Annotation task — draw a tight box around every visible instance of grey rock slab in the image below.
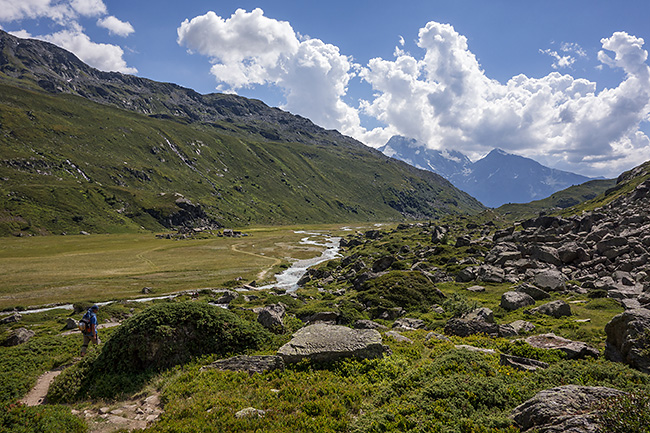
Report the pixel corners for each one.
[277,324,390,363]
[525,333,599,360]
[515,283,551,300]
[462,307,495,323]
[533,269,568,291]
[501,291,536,311]
[385,331,413,343]
[511,385,626,433]
[510,320,536,334]
[257,304,286,331]
[444,318,500,338]
[500,354,549,372]
[353,319,387,330]
[201,355,284,374]
[3,327,35,346]
[527,300,572,318]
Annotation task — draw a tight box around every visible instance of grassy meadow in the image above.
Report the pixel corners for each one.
[1,222,649,433]
[0,225,352,310]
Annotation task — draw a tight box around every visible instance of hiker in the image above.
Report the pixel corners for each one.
[80,305,100,356]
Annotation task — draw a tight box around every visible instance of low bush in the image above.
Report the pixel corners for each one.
[0,334,77,405]
[48,301,272,402]
[0,403,86,433]
[441,292,480,318]
[98,301,272,373]
[597,391,650,433]
[357,271,445,312]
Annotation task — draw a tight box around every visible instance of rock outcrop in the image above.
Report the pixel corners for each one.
[277,323,389,363]
[604,308,650,373]
[525,333,599,360]
[511,385,627,433]
[201,355,285,374]
[2,327,35,346]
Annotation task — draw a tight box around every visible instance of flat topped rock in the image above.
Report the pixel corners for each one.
[200,355,284,374]
[277,324,390,364]
[511,385,627,432]
[525,333,599,360]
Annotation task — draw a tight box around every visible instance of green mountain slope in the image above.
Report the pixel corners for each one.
[0,84,484,236]
[495,178,616,221]
[0,30,487,236]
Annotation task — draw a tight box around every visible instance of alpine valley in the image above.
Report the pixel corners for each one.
[2,27,650,433]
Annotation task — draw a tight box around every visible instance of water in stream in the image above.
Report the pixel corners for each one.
[2,231,341,315]
[257,230,341,292]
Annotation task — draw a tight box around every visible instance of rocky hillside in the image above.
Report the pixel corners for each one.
[0,31,485,235]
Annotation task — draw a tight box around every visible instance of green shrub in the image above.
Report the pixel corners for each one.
[357,271,445,312]
[48,301,272,402]
[597,391,650,433]
[0,335,77,405]
[98,301,272,373]
[0,404,86,433]
[497,340,566,363]
[441,293,480,318]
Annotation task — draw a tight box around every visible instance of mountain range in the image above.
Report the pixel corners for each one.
[0,30,485,236]
[379,136,599,208]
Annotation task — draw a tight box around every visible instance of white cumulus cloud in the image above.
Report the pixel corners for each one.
[540,48,576,69]
[0,0,135,74]
[97,15,134,37]
[360,24,650,177]
[44,25,137,73]
[177,8,365,137]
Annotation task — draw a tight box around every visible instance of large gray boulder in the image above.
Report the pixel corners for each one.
[525,333,599,359]
[511,385,627,433]
[533,269,568,291]
[477,265,505,283]
[462,307,495,323]
[501,291,535,311]
[277,324,389,363]
[214,290,239,304]
[257,304,286,331]
[3,327,35,346]
[444,318,500,338]
[527,300,572,318]
[500,354,548,372]
[604,308,650,373]
[530,245,561,266]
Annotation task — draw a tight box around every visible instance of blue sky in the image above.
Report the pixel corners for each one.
[2,0,650,178]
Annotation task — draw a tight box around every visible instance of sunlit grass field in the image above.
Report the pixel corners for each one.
[0,224,354,310]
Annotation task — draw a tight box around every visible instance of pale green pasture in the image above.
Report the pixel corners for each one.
[0,225,350,309]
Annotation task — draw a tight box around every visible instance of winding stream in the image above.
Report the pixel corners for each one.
[1,230,341,315]
[257,230,341,292]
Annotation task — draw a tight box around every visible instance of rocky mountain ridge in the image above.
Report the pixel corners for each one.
[379,135,597,208]
[0,31,485,235]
